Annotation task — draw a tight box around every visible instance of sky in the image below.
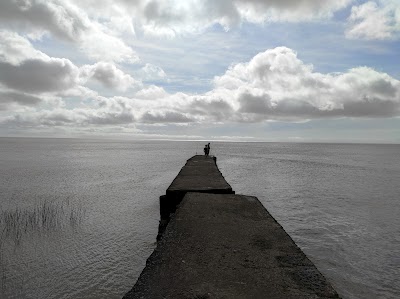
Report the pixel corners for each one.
[0,0,400,143]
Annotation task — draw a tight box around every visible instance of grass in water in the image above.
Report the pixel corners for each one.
[0,200,85,295]
[0,200,85,242]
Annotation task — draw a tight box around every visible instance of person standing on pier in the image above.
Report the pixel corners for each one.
[204,143,210,156]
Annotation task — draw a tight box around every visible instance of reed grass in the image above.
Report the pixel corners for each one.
[0,200,85,242]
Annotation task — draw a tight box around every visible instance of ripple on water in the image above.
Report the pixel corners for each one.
[1,140,400,299]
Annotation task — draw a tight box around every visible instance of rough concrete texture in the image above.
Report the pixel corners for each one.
[167,155,233,194]
[124,193,340,299]
[160,155,234,222]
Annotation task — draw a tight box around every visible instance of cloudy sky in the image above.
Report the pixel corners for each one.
[1,0,399,142]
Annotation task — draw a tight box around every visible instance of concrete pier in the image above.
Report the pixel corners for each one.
[123,156,340,299]
[158,155,234,237]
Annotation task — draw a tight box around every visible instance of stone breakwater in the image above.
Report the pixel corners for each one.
[123,155,340,299]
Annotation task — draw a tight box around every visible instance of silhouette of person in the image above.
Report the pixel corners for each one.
[206,143,210,156]
[204,144,207,155]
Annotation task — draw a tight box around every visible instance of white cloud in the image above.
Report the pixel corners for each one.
[0,0,89,41]
[235,0,353,23]
[128,0,352,37]
[0,31,140,100]
[138,63,167,81]
[0,0,138,63]
[1,0,355,41]
[134,0,354,35]
[0,30,48,64]
[2,96,136,127]
[2,45,400,132]
[346,0,400,40]
[0,31,78,98]
[79,25,138,63]
[210,47,400,121]
[80,62,140,91]
[134,85,168,99]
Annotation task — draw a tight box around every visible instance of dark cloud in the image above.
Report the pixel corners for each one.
[38,111,76,126]
[81,62,138,91]
[141,111,193,123]
[340,98,400,118]
[84,110,135,125]
[0,91,42,109]
[363,78,397,97]
[2,107,135,128]
[0,59,78,93]
[143,1,184,25]
[203,0,240,27]
[238,93,272,114]
[237,94,322,121]
[187,98,233,120]
[274,98,320,117]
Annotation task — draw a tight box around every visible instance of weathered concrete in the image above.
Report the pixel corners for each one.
[124,193,340,299]
[159,155,234,235]
[167,155,232,194]
[123,155,340,298]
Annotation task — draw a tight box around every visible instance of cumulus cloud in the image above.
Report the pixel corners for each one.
[80,62,140,91]
[0,30,48,64]
[235,0,353,22]
[346,0,400,40]
[141,111,193,123]
[0,0,89,41]
[2,96,136,128]
[184,96,234,121]
[0,0,138,63]
[0,31,140,103]
[134,85,168,99]
[2,46,400,132]
[136,0,353,35]
[0,91,42,110]
[3,0,387,67]
[138,63,167,81]
[79,26,138,63]
[1,0,356,41]
[211,47,400,121]
[0,58,79,93]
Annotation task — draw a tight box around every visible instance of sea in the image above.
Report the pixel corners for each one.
[0,137,399,299]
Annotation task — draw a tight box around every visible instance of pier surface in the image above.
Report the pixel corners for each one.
[123,156,340,299]
[167,155,233,194]
[160,155,234,221]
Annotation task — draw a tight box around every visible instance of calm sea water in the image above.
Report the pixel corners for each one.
[0,138,399,299]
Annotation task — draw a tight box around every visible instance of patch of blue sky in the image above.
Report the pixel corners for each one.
[31,12,400,96]
[31,36,91,66]
[233,21,398,75]
[133,20,394,96]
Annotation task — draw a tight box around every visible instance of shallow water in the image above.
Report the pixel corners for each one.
[0,138,399,298]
